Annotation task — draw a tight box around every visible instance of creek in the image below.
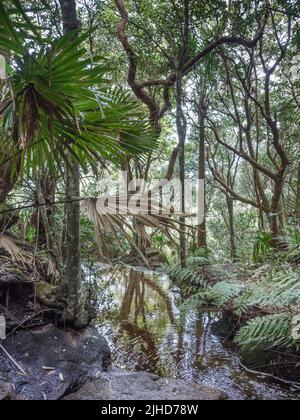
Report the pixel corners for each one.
[91,264,299,401]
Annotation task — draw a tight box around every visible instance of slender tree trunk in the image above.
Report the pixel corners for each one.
[58,0,87,328]
[34,173,56,245]
[226,196,237,261]
[176,0,190,268]
[197,104,207,249]
[176,69,187,267]
[296,162,300,225]
[278,199,285,231]
[59,0,79,33]
[269,175,285,239]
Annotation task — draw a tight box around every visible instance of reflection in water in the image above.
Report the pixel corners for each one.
[93,265,300,400]
[117,269,175,374]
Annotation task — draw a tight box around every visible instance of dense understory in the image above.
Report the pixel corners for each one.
[0,0,300,401]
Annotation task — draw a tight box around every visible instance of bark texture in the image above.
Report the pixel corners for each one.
[197,103,207,249]
[58,0,87,328]
[226,196,237,261]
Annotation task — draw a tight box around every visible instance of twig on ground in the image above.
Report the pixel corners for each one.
[0,343,30,378]
[239,359,300,390]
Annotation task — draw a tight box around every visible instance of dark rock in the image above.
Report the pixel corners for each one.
[64,377,111,400]
[65,369,227,401]
[0,324,111,400]
[0,267,26,289]
[211,313,238,340]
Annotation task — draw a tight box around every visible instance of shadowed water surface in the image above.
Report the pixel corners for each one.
[92,265,299,400]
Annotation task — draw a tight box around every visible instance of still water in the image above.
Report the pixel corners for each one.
[91,264,299,400]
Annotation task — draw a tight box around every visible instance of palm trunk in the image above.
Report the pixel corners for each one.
[65,160,83,323]
[58,0,87,328]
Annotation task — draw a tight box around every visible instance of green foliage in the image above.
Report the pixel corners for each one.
[253,231,273,263]
[163,264,207,290]
[207,281,245,307]
[237,266,300,310]
[0,3,156,184]
[176,256,300,354]
[234,314,294,353]
[164,250,213,291]
[284,230,300,263]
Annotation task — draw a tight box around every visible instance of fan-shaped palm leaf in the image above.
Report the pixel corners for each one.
[0,4,157,190]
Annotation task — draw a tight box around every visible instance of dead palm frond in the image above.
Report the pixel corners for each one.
[84,194,191,266]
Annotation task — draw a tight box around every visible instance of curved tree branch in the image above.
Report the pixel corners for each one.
[114,0,171,134]
[115,1,269,124]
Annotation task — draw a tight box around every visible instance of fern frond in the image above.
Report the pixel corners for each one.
[234,313,294,353]
[237,267,300,309]
[206,281,245,307]
[164,264,207,288]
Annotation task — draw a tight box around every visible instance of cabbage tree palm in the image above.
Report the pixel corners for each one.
[0,1,155,327]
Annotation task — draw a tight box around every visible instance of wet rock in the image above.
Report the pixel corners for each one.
[65,377,111,400]
[0,324,111,400]
[211,313,238,340]
[65,369,227,400]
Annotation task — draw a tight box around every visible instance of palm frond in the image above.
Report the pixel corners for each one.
[0,234,29,262]
[84,196,183,266]
[0,2,157,182]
